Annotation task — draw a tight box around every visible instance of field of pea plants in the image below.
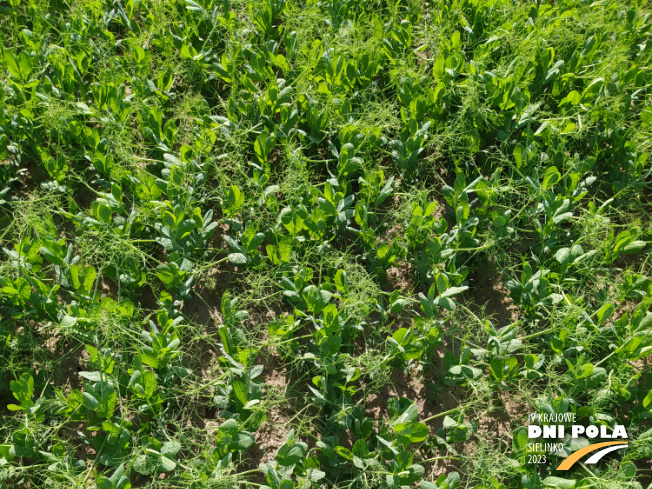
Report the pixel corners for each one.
[1,0,651,487]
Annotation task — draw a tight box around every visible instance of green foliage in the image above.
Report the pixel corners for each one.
[0,0,650,487]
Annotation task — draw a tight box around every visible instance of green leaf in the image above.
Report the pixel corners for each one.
[558,90,581,109]
[155,265,176,285]
[228,253,248,265]
[334,269,348,293]
[82,392,100,410]
[40,246,64,266]
[391,402,419,426]
[78,371,102,381]
[643,389,652,409]
[236,431,255,451]
[224,185,244,216]
[542,167,561,190]
[141,371,158,397]
[95,203,112,223]
[352,439,369,458]
[133,454,156,475]
[595,303,615,325]
[278,240,292,262]
[622,240,646,254]
[439,286,468,299]
[375,176,394,206]
[10,372,34,406]
[555,247,570,264]
[185,0,204,11]
[642,108,652,126]
[3,49,20,78]
[393,422,429,442]
[232,380,249,410]
[543,477,576,489]
[335,446,353,460]
[575,363,593,380]
[140,347,161,368]
[159,455,176,472]
[161,441,181,457]
[490,358,505,381]
[276,436,308,466]
[17,51,32,80]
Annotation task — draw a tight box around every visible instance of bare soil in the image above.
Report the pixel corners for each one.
[464,262,519,326]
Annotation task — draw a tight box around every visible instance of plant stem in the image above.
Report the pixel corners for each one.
[422,406,466,423]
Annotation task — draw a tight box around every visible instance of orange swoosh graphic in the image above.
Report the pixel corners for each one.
[556,441,628,470]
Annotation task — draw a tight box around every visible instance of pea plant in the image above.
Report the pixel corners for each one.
[0,0,650,488]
